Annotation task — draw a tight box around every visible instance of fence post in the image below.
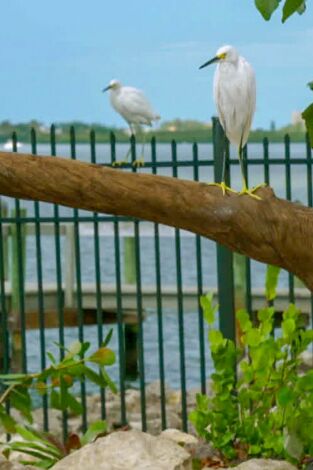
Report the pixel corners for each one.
[212,117,236,341]
[10,208,27,371]
[123,236,139,378]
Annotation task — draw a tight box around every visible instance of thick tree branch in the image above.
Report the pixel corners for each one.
[0,151,313,290]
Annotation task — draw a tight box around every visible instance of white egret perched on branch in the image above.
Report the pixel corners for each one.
[103,80,160,167]
[199,45,264,198]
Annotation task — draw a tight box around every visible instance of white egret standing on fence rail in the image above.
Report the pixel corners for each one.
[103,79,160,167]
[199,45,264,199]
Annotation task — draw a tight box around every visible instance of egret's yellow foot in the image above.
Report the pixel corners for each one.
[207,182,237,196]
[239,184,264,200]
[132,158,145,168]
[112,160,128,167]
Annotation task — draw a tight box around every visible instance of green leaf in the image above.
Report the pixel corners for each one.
[297,1,306,14]
[0,373,28,382]
[307,81,313,91]
[246,328,262,347]
[200,293,218,325]
[277,386,294,406]
[302,103,313,148]
[282,318,296,337]
[50,390,61,410]
[102,328,114,347]
[282,0,305,22]
[101,368,117,393]
[208,330,224,349]
[10,386,33,423]
[87,347,115,366]
[0,412,16,433]
[83,366,108,387]
[265,265,281,301]
[255,0,280,20]
[81,420,107,446]
[46,352,57,365]
[66,393,83,415]
[64,341,82,359]
[236,309,252,332]
[7,442,58,463]
[258,306,275,322]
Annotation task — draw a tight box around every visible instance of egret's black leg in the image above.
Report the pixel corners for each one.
[207,130,237,195]
[238,139,265,199]
[132,127,146,168]
[112,125,134,167]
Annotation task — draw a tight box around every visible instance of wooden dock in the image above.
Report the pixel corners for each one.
[1,283,312,328]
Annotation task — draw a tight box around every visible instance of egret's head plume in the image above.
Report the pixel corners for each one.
[216,45,239,64]
[102,79,122,93]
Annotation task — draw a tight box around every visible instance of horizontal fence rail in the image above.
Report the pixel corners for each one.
[0,119,312,437]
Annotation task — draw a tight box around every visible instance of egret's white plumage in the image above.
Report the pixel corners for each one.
[212,46,256,149]
[200,45,261,197]
[103,80,160,166]
[107,79,160,127]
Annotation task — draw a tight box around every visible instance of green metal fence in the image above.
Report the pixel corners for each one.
[0,118,312,437]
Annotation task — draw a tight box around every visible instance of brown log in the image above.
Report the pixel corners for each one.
[0,151,312,290]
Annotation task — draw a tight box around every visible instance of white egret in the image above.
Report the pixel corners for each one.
[199,45,264,198]
[103,79,160,166]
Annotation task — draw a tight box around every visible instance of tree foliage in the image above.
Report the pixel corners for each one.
[254,0,306,21]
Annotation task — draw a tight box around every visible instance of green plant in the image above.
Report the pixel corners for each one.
[189,271,313,466]
[1,420,107,469]
[254,0,306,22]
[0,330,116,467]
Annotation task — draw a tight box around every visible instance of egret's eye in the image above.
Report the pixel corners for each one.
[218,53,227,60]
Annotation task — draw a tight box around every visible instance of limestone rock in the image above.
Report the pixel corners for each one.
[224,459,298,470]
[51,430,192,470]
[160,428,198,446]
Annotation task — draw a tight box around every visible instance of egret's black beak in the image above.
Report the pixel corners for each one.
[199,56,220,70]
[102,85,111,93]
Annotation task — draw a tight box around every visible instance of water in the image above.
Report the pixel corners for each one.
[2,141,311,391]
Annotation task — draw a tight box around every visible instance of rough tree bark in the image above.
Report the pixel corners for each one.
[0,151,312,290]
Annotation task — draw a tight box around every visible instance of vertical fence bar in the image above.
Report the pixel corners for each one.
[31,128,49,431]
[70,126,87,432]
[192,142,206,394]
[263,138,270,185]
[151,137,167,429]
[284,134,295,303]
[171,139,188,431]
[110,132,127,425]
[90,129,106,420]
[212,118,235,340]
[51,124,68,440]
[11,132,27,373]
[305,133,313,329]
[0,202,9,375]
[130,135,147,431]
[243,146,252,315]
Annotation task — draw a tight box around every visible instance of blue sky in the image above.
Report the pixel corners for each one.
[1,0,312,129]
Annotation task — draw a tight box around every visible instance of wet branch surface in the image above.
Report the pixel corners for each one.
[0,151,313,290]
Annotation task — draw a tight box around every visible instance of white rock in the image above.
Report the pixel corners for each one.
[129,410,181,435]
[160,429,198,446]
[225,459,298,470]
[51,430,192,470]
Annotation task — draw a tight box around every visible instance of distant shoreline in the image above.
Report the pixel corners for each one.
[0,121,307,145]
